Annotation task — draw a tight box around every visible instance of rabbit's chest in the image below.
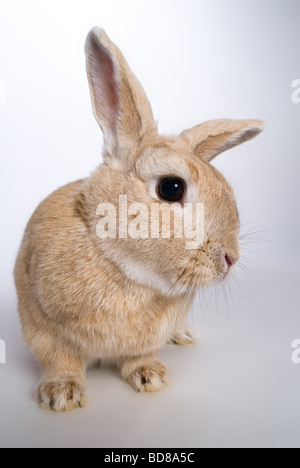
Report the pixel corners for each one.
[71,294,183,359]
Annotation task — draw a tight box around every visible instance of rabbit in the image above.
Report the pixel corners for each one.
[14,27,264,412]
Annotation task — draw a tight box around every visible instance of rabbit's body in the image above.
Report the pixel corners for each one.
[15,179,190,362]
[14,28,264,411]
[15,176,194,411]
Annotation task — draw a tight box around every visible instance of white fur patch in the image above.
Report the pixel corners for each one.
[109,253,187,297]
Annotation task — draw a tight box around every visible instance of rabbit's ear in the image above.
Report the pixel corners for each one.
[85,28,157,168]
[180,119,265,163]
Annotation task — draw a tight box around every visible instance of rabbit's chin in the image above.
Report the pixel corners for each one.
[104,251,224,297]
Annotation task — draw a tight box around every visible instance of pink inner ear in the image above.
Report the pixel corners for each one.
[89,36,119,128]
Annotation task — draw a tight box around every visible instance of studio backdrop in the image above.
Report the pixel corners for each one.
[0,0,299,448]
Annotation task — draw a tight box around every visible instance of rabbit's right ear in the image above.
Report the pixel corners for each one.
[85,28,157,169]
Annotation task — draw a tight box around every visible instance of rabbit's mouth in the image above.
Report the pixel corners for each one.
[171,246,240,291]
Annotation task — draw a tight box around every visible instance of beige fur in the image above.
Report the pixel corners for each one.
[14,28,264,412]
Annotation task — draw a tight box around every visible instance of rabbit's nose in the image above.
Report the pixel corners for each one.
[225,254,238,268]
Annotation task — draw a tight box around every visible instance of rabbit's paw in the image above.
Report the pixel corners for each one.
[168,324,199,346]
[38,376,87,412]
[123,358,168,393]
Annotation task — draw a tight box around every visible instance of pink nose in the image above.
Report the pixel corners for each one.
[225,254,238,268]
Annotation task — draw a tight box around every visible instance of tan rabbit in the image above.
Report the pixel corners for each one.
[14,27,264,412]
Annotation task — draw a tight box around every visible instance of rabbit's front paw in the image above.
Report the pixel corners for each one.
[168,324,199,346]
[38,376,87,412]
[122,357,168,393]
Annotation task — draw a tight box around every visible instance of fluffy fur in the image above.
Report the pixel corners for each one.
[14,28,264,412]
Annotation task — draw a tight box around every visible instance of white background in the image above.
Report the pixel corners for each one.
[0,0,300,448]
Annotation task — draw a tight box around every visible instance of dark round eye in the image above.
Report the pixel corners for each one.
[157,177,185,202]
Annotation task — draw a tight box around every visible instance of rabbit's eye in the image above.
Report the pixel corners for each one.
[157,177,185,202]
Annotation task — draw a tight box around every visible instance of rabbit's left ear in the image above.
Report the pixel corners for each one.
[180,119,265,163]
